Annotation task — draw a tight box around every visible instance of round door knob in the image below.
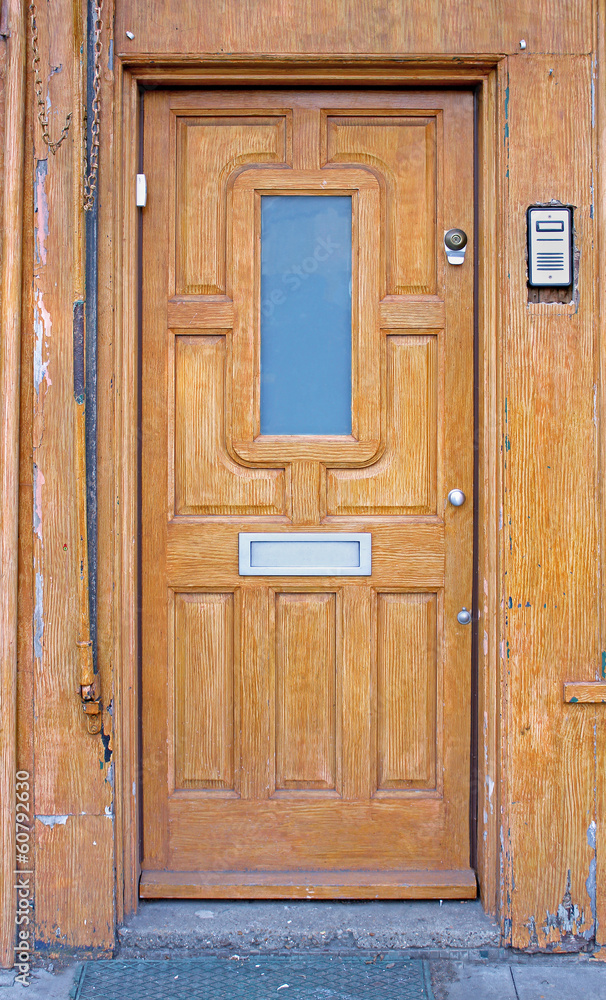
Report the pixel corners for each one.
[457,608,472,625]
[448,489,466,507]
[444,228,468,251]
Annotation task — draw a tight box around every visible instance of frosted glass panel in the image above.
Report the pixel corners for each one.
[260,195,352,435]
[239,532,372,576]
[251,540,360,568]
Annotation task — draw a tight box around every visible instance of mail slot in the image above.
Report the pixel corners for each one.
[238,532,372,576]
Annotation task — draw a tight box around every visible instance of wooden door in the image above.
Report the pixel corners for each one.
[140,88,475,899]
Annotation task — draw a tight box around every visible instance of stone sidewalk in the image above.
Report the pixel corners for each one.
[1,955,606,998]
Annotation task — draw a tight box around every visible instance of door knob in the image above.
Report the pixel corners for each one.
[448,489,466,507]
[457,608,472,625]
[444,228,468,265]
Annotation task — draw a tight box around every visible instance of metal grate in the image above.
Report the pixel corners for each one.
[73,955,433,1000]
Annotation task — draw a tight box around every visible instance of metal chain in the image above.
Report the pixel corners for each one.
[29,1,103,209]
[83,1,103,212]
[29,3,72,154]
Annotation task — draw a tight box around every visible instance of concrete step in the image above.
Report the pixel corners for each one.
[117,900,500,958]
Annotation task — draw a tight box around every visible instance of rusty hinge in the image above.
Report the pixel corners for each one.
[78,639,102,734]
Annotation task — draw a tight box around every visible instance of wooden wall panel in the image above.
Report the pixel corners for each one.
[96,0,119,916]
[502,54,598,951]
[34,816,113,955]
[274,592,338,790]
[596,0,606,955]
[174,335,285,515]
[326,117,436,295]
[327,335,437,515]
[175,115,287,294]
[0,0,25,969]
[376,593,437,789]
[115,1,590,59]
[25,0,113,953]
[173,592,236,790]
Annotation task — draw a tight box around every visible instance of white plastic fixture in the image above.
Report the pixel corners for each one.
[136,174,147,208]
[528,207,572,286]
[238,532,372,576]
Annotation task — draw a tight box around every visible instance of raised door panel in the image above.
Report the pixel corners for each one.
[375,592,438,791]
[327,334,439,515]
[172,592,236,791]
[174,335,286,515]
[273,592,339,792]
[326,116,437,295]
[175,115,289,294]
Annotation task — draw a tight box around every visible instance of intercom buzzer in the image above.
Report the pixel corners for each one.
[527,206,572,287]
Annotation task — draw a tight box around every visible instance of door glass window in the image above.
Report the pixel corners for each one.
[260,195,352,435]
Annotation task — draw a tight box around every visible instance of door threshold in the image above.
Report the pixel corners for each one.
[139,869,477,899]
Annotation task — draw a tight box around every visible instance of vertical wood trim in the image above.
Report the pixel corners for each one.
[596,0,606,952]
[113,67,140,918]
[111,66,504,931]
[475,70,501,918]
[497,57,512,944]
[0,0,25,970]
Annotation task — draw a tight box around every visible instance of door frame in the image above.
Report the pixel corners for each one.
[103,55,505,925]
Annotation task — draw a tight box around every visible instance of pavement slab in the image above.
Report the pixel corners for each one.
[430,961,517,1000]
[0,956,605,998]
[0,965,77,997]
[511,961,606,1000]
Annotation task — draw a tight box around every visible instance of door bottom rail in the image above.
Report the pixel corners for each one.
[139,868,477,899]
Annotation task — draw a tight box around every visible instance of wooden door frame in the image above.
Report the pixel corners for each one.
[106,56,504,926]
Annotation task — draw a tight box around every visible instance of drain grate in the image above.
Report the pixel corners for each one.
[74,955,433,1000]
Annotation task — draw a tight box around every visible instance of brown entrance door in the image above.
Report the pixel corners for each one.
[140,88,475,899]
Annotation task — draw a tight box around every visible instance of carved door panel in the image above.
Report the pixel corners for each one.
[140,88,475,898]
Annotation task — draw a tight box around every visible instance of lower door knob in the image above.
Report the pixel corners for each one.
[448,489,466,506]
[457,608,472,625]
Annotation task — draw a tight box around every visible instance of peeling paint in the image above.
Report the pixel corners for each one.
[34,572,44,659]
[33,464,45,542]
[526,915,539,948]
[542,870,593,949]
[483,629,488,656]
[587,821,596,850]
[586,857,597,926]
[486,775,495,813]
[37,815,68,828]
[34,289,52,395]
[34,159,49,265]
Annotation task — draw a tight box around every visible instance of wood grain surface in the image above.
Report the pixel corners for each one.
[114,0,590,59]
[0,0,25,970]
[140,87,474,896]
[17,0,114,957]
[501,54,598,952]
